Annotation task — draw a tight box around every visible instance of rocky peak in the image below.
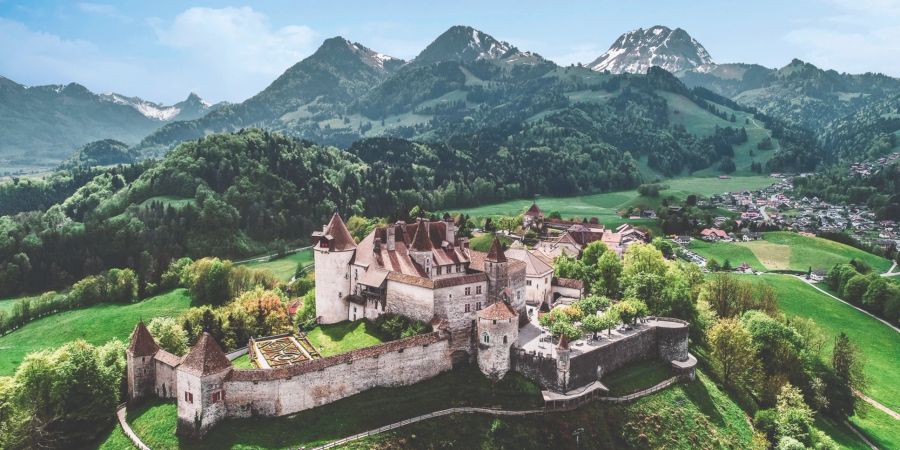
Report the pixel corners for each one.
[588,25,714,74]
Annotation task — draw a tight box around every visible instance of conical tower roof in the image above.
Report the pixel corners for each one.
[180,332,232,376]
[127,320,159,357]
[325,212,357,251]
[410,219,433,251]
[486,237,507,262]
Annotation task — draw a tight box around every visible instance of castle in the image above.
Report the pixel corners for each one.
[126,213,692,438]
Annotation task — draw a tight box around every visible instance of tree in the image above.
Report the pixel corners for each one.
[612,298,648,326]
[575,295,609,316]
[722,259,733,272]
[775,383,814,446]
[708,318,761,389]
[581,314,606,340]
[706,258,721,272]
[826,263,856,292]
[841,274,870,305]
[596,251,623,298]
[190,258,233,305]
[580,241,608,267]
[651,237,675,258]
[623,243,667,279]
[831,332,866,416]
[862,277,898,314]
[550,320,582,341]
[148,316,189,356]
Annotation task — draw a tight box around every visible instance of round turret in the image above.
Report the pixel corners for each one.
[476,301,519,379]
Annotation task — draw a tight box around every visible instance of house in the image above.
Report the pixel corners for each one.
[700,228,729,241]
[523,202,544,231]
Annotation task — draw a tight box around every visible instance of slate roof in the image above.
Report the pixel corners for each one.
[180,332,232,377]
[127,320,159,357]
[525,203,543,216]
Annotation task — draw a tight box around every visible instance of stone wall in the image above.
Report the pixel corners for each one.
[476,316,517,379]
[656,319,690,362]
[126,353,155,402]
[385,280,434,323]
[153,354,179,399]
[433,280,487,355]
[223,332,452,418]
[176,369,229,437]
[507,263,527,324]
[567,326,660,391]
[511,349,561,391]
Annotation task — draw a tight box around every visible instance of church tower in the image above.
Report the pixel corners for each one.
[312,212,357,324]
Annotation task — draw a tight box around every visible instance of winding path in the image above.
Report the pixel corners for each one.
[794,275,900,335]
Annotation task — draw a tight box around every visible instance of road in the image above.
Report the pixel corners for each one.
[233,246,312,265]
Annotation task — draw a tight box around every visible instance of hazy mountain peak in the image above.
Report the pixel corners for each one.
[312,36,403,72]
[412,25,518,65]
[589,25,714,74]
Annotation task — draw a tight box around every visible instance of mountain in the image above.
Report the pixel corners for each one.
[135,37,404,154]
[0,76,217,168]
[680,58,900,132]
[98,92,218,121]
[410,25,543,66]
[589,26,713,74]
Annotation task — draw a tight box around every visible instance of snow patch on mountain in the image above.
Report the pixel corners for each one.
[589,26,714,74]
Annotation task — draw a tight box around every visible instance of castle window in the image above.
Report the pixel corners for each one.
[184,392,193,404]
[465,287,471,296]
[476,302,482,311]
[211,391,223,403]
[527,280,532,286]
[482,332,490,344]
[437,266,442,275]
[493,319,497,325]
[476,286,482,294]
[465,304,470,313]
[338,292,342,299]
[503,335,508,344]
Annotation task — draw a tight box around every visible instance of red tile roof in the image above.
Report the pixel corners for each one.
[525,203,542,216]
[321,213,357,251]
[180,332,232,377]
[127,321,159,357]
[410,219,434,251]
[486,237,507,262]
[477,301,518,320]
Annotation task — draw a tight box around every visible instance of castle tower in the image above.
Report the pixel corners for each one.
[176,333,233,438]
[126,320,159,403]
[476,301,519,379]
[312,212,357,324]
[556,334,571,392]
[443,213,456,245]
[484,237,509,304]
[408,219,434,277]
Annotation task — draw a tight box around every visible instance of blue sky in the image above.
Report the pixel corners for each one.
[2,0,899,104]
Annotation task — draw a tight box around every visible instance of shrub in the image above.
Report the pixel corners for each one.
[294,290,317,331]
[374,313,430,340]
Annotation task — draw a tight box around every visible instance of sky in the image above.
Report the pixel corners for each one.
[1,0,899,104]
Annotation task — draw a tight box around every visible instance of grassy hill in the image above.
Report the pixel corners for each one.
[241,248,314,282]
[452,175,774,221]
[745,274,899,448]
[690,232,892,273]
[0,289,193,376]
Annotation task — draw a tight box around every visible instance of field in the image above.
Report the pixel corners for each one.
[305,320,386,357]
[230,353,255,369]
[691,232,893,272]
[0,289,194,376]
[0,294,39,315]
[241,248,313,281]
[745,274,899,447]
[602,359,673,395]
[689,239,766,270]
[451,175,775,221]
[349,371,755,449]
[98,366,542,449]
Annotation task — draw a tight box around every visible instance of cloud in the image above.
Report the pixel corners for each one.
[0,17,144,89]
[150,7,317,77]
[784,0,900,75]
[78,2,131,22]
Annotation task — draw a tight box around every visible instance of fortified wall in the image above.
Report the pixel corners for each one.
[223,331,451,419]
[511,318,690,392]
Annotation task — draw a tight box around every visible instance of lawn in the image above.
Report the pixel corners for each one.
[849,402,900,450]
[99,366,542,449]
[349,370,755,449]
[602,359,673,395]
[0,294,38,315]
[692,232,893,273]
[0,288,194,376]
[450,175,775,220]
[230,353,255,369]
[746,274,899,445]
[689,239,767,271]
[305,320,386,357]
[241,248,313,282]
